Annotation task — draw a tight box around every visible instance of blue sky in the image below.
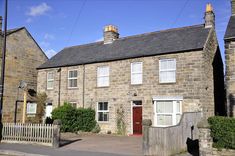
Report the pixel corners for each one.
[0,0,231,63]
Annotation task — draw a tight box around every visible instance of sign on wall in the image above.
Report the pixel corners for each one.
[27,102,37,114]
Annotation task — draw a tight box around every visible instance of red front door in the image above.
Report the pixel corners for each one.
[133,107,142,134]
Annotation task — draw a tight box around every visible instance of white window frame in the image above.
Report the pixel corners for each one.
[47,71,54,90]
[68,69,78,88]
[131,62,143,85]
[97,102,109,122]
[153,97,182,127]
[69,102,77,108]
[97,66,110,87]
[159,59,176,83]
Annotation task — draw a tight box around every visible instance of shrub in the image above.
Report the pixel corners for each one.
[208,116,235,149]
[51,102,96,132]
[52,103,79,132]
[77,108,96,132]
[91,123,101,133]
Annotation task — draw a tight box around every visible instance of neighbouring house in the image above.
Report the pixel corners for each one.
[225,0,235,117]
[0,17,48,122]
[37,4,224,135]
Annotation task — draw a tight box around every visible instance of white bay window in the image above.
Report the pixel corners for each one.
[153,97,182,127]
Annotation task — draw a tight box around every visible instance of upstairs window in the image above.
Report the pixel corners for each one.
[47,72,54,89]
[97,66,109,87]
[68,70,78,88]
[131,62,143,84]
[97,102,109,122]
[159,59,176,83]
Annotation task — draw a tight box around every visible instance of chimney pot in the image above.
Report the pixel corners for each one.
[204,3,215,28]
[103,25,119,44]
[231,0,235,15]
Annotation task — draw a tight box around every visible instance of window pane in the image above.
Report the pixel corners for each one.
[176,114,181,124]
[176,101,181,113]
[160,71,167,82]
[69,79,77,87]
[103,103,108,110]
[98,67,109,76]
[47,81,53,89]
[156,101,173,113]
[167,71,175,82]
[160,60,167,71]
[69,70,77,78]
[48,72,53,79]
[132,73,142,84]
[157,115,172,125]
[98,112,109,121]
[98,103,103,110]
[132,62,142,73]
[167,59,176,70]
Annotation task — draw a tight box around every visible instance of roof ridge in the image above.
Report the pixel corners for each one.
[63,24,206,51]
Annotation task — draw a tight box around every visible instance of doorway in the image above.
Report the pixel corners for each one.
[132,101,142,134]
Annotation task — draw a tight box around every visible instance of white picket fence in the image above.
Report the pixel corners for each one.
[1,123,54,146]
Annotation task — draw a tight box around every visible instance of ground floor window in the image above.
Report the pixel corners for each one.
[97,102,109,122]
[153,100,182,127]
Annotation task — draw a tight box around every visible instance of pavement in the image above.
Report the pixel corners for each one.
[0,134,143,156]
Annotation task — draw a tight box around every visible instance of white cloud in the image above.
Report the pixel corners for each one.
[27,3,51,17]
[44,33,55,40]
[45,49,57,58]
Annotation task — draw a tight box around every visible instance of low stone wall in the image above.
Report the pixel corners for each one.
[143,112,202,156]
[198,118,235,156]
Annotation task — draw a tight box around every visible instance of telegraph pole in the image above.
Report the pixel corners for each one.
[0,0,8,123]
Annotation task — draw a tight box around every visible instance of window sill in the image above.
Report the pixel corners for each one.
[159,82,176,85]
[130,83,142,86]
[46,88,54,90]
[68,87,79,90]
[97,121,110,124]
[96,86,109,88]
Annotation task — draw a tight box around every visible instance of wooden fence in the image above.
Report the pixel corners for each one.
[143,112,203,156]
[1,123,59,147]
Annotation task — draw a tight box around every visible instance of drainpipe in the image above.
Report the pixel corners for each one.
[57,68,61,107]
[82,65,85,108]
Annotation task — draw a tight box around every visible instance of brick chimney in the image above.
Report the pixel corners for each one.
[204,3,215,28]
[103,25,119,44]
[232,0,235,15]
[0,16,2,34]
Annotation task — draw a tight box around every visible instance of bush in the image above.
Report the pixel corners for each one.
[208,116,235,149]
[51,102,96,132]
[52,103,79,132]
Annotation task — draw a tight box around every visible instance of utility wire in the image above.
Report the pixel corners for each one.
[171,0,190,26]
[66,0,87,45]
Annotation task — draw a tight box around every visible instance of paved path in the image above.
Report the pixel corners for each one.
[0,134,143,156]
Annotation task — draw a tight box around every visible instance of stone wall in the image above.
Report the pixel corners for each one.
[2,28,48,122]
[225,40,235,117]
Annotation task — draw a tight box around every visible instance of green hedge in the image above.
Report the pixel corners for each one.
[208,116,235,149]
[51,102,96,132]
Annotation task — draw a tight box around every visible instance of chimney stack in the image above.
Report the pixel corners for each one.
[204,3,215,28]
[0,16,2,34]
[232,0,235,15]
[103,25,119,44]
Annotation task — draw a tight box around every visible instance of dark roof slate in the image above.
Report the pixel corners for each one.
[38,24,210,69]
[224,16,235,40]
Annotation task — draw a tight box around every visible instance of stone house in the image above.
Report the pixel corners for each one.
[37,5,224,134]
[225,0,235,117]
[0,17,48,122]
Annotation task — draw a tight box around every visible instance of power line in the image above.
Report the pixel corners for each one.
[66,0,87,46]
[171,0,190,26]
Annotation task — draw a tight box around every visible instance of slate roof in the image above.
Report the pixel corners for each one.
[38,24,211,69]
[224,16,235,40]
